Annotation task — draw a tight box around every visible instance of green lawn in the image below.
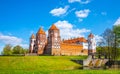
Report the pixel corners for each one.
[0,56,120,74]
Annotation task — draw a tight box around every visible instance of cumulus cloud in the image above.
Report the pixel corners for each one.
[0,33,22,45]
[114,17,120,25]
[54,20,90,39]
[68,0,90,4]
[0,33,28,48]
[94,35,103,43]
[68,0,80,3]
[75,9,90,18]
[64,8,76,17]
[50,5,69,17]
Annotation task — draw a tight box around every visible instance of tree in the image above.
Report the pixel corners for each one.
[113,25,120,47]
[96,41,105,55]
[101,26,120,68]
[12,45,24,54]
[102,28,115,67]
[102,29,114,55]
[12,45,29,54]
[23,48,29,54]
[112,25,120,61]
[2,44,12,55]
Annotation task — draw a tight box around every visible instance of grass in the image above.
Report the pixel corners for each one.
[0,56,120,74]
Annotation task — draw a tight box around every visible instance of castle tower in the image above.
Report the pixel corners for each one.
[88,33,96,55]
[29,34,36,53]
[36,27,46,55]
[46,24,61,55]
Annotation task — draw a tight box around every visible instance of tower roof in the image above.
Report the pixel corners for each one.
[88,33,94,38]
[37,27,46,35]
[31,34,35,39]
[49,24,59,30]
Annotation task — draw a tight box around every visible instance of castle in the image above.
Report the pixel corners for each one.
[29,24,96,56]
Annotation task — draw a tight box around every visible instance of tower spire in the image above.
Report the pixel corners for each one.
[49,24,58,30]
[37,27,46,35]
[29,34,36,53]
[88,33,96,55]
[88,33,94,38]
[31,34,35,39]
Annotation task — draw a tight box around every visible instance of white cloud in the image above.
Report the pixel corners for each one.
[0,33,22,45]
[50,5,69,17]
[68,0,90,4]
[94,35,103,44]
[0,45,4,54]
[64,8,76,16]
[20,44,29,48]
[68,0,80,3]
[54,20,90,39]
[0,33,28,49]
[75,9,90,18]
[114,17,120,25]
[55,20,73,29]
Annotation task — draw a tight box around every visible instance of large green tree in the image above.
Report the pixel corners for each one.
[112,25,120,60]
[113,25,120,47]
[2,44,12,55]
[100,25,120,68]
[12,45,24,54]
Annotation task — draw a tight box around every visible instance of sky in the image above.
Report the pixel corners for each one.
[0,0,120,53]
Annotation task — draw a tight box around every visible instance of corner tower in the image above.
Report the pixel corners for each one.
[88,33,96,55]
[36,27,46,55]
[29,34,36,53]
[46,24,61,55]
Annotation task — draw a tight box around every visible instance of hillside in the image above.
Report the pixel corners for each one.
[0,56,120,74]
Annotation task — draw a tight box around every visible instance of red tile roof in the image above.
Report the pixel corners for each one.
[88,33,94,38]
[63,37,87,44]
[31,34,35,39]
[49,24,59,30]
[37,27,46,35]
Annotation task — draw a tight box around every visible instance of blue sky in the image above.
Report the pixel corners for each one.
[0,0,120,53]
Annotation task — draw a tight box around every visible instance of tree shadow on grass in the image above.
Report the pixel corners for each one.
[71,59,83,69]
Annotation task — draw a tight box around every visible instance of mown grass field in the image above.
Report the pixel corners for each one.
[0,56,120,74]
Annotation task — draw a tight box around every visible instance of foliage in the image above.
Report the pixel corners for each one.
[113,25,120,47]
[24,48,29,54]
[102,28,114,47]
[113,25,120,35]
[97,26,120,61]
[96,25,120,69]
[12,45,24,54]
[1,44,12,55]
[100,28,114,62]
[111,25,120,60]
[2,44,29,55]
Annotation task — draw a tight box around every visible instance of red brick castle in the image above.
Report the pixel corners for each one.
[29,24,96,55]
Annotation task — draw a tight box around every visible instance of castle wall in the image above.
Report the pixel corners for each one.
[60,43,88,56]
[51,48,61,55]
[29,25,96,56]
